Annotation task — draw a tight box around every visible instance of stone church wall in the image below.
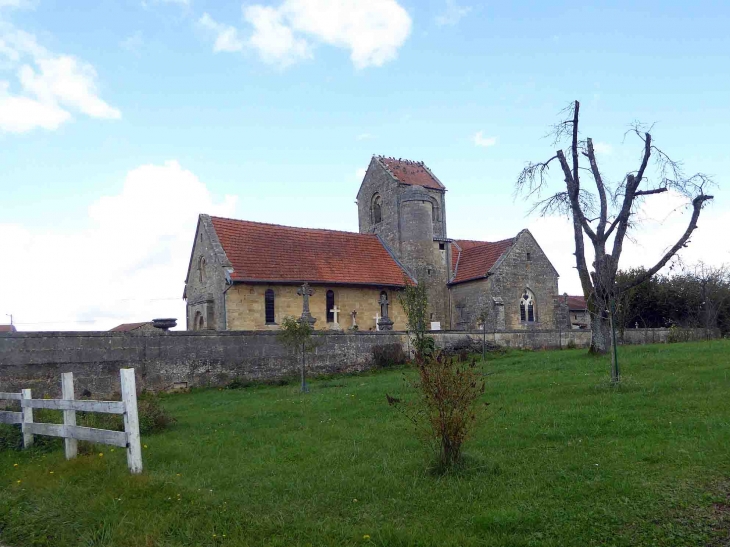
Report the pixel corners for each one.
[449,277,494,330]
[226,284,407,331]
[0,328,716,397]
[487,231,560,330]
[185,217,229,331]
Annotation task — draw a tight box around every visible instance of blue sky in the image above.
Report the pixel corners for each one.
[0,0,727,330]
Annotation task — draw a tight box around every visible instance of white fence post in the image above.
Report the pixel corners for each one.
[61,372,78,460]
[21,388,33,448]
[120,368,143,474]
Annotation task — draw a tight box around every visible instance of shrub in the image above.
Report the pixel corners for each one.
[136,393,175,434]
[441,338,500,358]
[388,352,487,472]
[372,343,407,368]
[566,339,577,350]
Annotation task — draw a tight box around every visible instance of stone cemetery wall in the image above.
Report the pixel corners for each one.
[0,327,717,397]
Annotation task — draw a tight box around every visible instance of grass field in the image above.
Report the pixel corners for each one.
[1,341,730,546]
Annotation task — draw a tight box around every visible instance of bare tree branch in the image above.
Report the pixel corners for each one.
[585,138,608,239]
[618,194,715,292]
[634,188,668,197]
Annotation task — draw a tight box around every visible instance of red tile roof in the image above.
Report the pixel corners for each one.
[451,238,514,284]
[110,322,151,332]
[377,157,445,190]
[567,295,587,310]
[0,324,16,333]
[210,216,411,286]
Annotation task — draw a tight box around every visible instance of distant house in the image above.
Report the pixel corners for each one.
[109,322,157,334]
[0,324,17,333]
[567,296,590,329]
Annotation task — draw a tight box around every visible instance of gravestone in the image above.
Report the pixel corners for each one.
[297,283,316,326]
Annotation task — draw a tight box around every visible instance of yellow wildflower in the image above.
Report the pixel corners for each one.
[363,535,371,540]
[98,453,104,457]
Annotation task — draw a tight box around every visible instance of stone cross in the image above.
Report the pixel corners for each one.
[373,312,380,331]
[377,293,394,331]
[330,305,341,325]
[379,293,389,318]
[297,282,316,326]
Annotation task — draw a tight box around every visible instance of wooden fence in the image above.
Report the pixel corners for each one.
[0,368,142,474]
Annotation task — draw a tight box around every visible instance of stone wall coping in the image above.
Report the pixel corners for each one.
[0,326,705,340]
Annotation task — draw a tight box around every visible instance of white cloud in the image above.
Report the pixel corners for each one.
[199,13,244,53]
[0,0,35,9]
[243,4,311,66]
[201,0,411,69]
[0,24,120,133]
[592,141,612,155]
[473,131,497,147]
[435,0,471,26]
[0,82,69,131]
[0,161,237,331]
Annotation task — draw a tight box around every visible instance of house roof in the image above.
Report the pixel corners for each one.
[567,295,587,310]
[0,324,16,333]
[109,322,151,332]
[450,238,514,285]
[209,216,412,286]
[376,156,445,190]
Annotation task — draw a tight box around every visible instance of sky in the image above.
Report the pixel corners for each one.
[0,0,727,331]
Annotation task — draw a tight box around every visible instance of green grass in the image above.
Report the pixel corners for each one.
[2,341,730,546]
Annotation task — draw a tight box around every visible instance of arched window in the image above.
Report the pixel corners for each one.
[265,289,275,324]
[198,257,206,283]
[193,311,204,330]
[326,290,335,323]
[372,194,382,224]
[432,204,440,222]
[520,289,536,323]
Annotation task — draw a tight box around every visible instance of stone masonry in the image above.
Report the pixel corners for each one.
[0,328,716,397]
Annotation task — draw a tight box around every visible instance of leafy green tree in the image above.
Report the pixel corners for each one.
[397,279,433,360]
[278,316,318,392]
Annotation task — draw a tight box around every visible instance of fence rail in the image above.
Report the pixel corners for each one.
[0,368,142,474]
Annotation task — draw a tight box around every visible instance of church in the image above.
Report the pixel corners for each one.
[184,156,568,332]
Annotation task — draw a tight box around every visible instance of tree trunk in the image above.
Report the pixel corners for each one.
[589,313,611,354]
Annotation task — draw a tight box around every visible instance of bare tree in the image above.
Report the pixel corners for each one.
[516,100,714,354]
